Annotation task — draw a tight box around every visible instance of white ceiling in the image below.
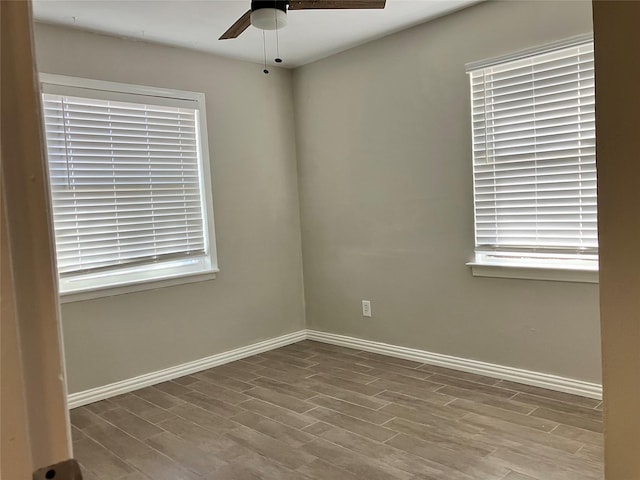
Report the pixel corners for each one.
[32,0,481,68]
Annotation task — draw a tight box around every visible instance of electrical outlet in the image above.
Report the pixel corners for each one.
[362,300,372,317]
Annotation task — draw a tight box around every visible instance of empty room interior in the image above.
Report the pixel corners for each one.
[11,0,639,478]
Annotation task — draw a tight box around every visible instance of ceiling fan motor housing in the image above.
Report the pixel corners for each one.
[250,1,288,30]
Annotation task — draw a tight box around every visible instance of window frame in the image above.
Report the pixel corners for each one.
[39,74,219,302]
[465,35,598,284]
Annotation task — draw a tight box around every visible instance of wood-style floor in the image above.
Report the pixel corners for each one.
[70,340,603,480]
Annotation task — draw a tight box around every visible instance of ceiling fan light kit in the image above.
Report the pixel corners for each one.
[250,1,288,30]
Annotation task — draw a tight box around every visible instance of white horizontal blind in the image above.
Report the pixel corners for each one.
[42,92,207,276]
[469,41,597,263]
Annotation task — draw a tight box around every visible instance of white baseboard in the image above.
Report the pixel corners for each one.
[306,330,602,400]
[67,330,307,408]
[68,328,602,408]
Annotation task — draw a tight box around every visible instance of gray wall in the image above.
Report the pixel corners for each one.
[293,0,602,383]
[34,24,306,394]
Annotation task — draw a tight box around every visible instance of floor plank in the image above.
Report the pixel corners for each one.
[97,408,164,440]
[306,406,397,442]
[230,410,316,447]
[448,398,560,432]
[237,398,317,429]
[300,437,415,480]
[530,407,603,433]
[495,380,601,409]
[512,392,603,421]
[307,394,395,424]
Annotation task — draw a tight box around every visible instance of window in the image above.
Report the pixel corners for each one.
[466,36,597,281]
[40,75,218,300]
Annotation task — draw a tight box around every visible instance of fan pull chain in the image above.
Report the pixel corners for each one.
[274,6,282,64]
[262,30,269,74]
[275,32,282,63]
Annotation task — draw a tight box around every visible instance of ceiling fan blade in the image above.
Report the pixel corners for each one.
[219,10,252,40]
[288,0,386,10]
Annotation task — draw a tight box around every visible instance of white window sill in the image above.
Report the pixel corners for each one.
[467,262,598,284]
[59,270,218,303]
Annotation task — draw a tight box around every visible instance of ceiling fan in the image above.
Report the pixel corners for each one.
[219,0,387,40]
